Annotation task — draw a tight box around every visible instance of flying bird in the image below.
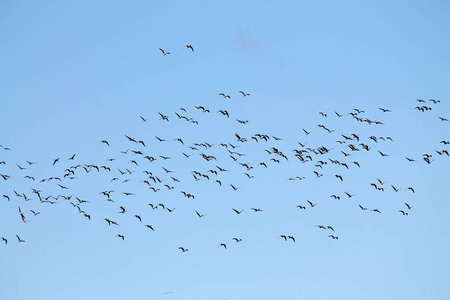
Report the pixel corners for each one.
[358,204,368,211]
[195,210,206,218]
[159,48,170,55]
[230,184,240,191]
[307,200,316,207]
[232,208,244,214]
[251,208,263,212]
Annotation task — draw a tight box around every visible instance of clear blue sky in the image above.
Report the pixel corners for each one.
[1,1,449,299]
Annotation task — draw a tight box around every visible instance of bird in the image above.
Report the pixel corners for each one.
[232,238,242,242]
[239,91,250,97]
[251,208,263,212]
[391,185,400,192]
[116,234,125,240]
[376,178,385,185]
[158,112,169,121]
[159,48,170,55]
[1,237,7,245]
[219,243,227,249]
[235,133,247,143]
[145,225,155,231]
[194,105,210,113]
[307,200,316,207]
[195,210,206,218]
[178,247,188,252]
[407,187,415,193]
[288,236,295,242]
[217,110,230,117]
[230,184,240,191]
[313,171,323,178]
[174,138,184,144]
[16,235,25,243]
[219,93,230,98]
[232,208,244,214]
[358,204,368,211]
[378,150,389,157]
[186,44,194,52]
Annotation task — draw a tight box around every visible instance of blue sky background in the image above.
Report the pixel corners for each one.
[1,1,449,299]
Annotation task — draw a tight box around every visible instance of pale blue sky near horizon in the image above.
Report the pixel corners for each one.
[1,1,449,299]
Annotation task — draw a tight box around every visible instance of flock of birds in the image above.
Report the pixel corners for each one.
[0,47,448,252]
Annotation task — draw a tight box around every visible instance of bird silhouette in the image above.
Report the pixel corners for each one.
[159,48,170,55]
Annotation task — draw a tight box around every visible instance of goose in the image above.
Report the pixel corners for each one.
[159,48,170,55]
